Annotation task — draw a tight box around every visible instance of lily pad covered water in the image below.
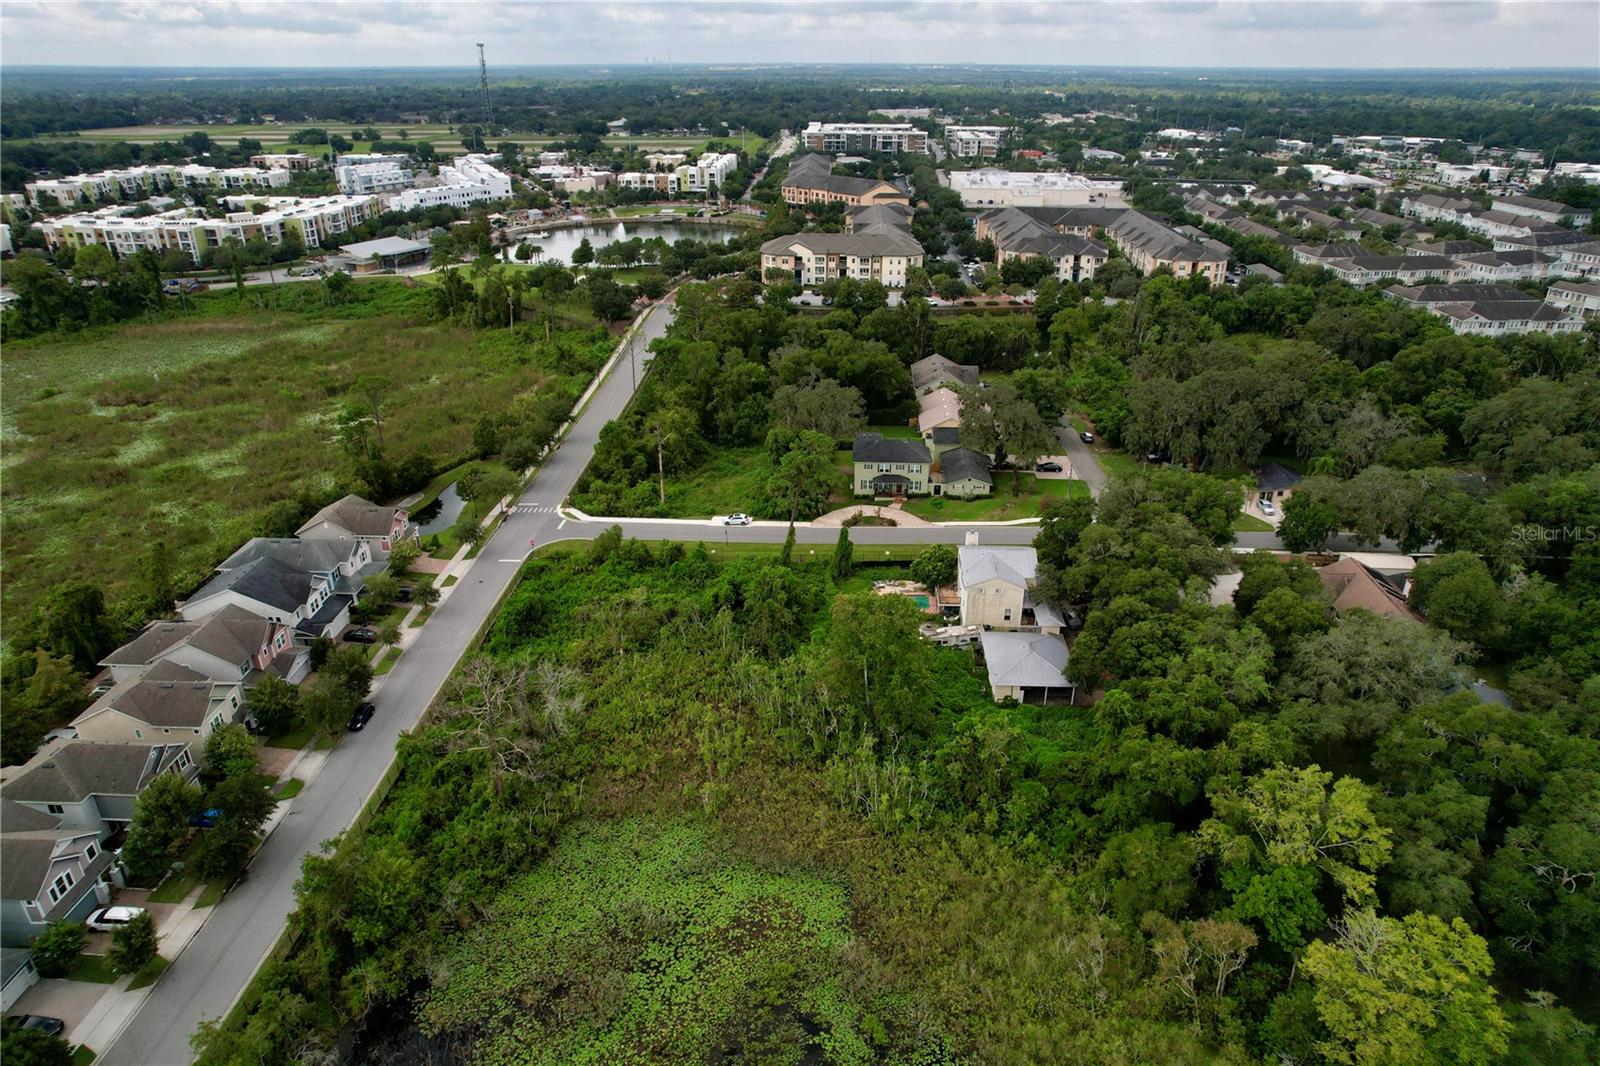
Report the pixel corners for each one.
[413,817,949,1065]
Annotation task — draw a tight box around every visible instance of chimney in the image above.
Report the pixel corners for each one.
[964,531,980,546]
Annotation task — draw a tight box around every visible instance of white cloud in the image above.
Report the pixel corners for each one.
[0,0,1594,67]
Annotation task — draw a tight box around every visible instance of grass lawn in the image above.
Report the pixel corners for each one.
[66,954,119,984]
[1232,512,1275,533]
[72,1045,96,1065]
[265,724,316,750]
[409,606,436,628]
[2,281,611,634]
[195,881,229,908]
[126,955,170,991]
[148,865,200,904]
[275,778,305,800]
[1094,450,1142,482]
[441,575,459,588]
[900,477,1088,522]
[375,651,401,675]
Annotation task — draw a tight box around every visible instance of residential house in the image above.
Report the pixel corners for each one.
[1400,193,1476,224]
[760,230,924,289]
[180,536,382,641]
[0,740,198,839]
[910,354,979,395]
[72,661,241,743]
[851,433,931,497]
[295,493,411,552]
[956,546,1063,633]
[1319,254,1459,287]
[1315,557,1424,623]
[781,154,910,208]
[934,447,993,499]
[1384,283,1529,307]
[978,630,1073,704]
[926,425,964,459]
[917,387,963,438]
[1494,228,1594,253]
[1554,241,1600,276]
[1292,242,1370,267]
[1545,279,1600,317]
[1405,239,1486,257]
[1383,283,1580,335]
[101,604,308,686]
[1255,463,1301,507]
[2,947,41,1011]
[1,823,115,947]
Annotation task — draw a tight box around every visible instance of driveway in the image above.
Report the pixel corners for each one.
[1055,423,1106,497]
[12,978,107,1043]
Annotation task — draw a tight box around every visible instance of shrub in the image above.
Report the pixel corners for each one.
[109,910,158,975]
[28,920,85,978]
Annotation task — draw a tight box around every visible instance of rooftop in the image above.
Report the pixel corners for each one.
[852,432,930,464]
[980,630,1070,690]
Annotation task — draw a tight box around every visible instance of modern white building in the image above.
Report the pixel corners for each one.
[334,156,414,196]
[25,164,292,208]
[386,154,514,211]
[948,169,1125,208]
[36,195,379,260]
[945,126,1010,159]
[802,122,928,154]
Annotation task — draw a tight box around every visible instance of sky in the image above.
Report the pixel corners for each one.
[1,1,1597,70]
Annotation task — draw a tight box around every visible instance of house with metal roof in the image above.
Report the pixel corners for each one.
[957,546,1063,633]
[851,433,931,497]
[978,630,1072,704]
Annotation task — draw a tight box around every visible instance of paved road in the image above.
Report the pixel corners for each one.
[1056,422,1107,498]
[99,305,677,1066]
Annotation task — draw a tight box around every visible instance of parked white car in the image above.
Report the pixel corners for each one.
[87,905,147,932]
[722,513,752,526]
[1259,499,1277,517]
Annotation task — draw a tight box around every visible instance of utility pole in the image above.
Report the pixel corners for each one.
[477,43,493,135]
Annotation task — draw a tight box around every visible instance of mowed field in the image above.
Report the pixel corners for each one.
[18,122,716,154]
[0,282,610,631]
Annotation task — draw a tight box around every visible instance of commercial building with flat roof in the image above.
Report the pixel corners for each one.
[945,126,1010,159]
[948,169,1124,209]
[802,122,928,155]
[387,154,513,212]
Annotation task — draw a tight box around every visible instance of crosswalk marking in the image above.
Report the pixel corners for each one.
[509,503,561,514]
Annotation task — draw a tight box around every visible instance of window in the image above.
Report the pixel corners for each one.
[51,871,75,900]
[47,803,64,815]
[85,842,98,860]
[1003,609,1013,621]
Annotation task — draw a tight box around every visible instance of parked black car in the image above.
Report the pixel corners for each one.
[343,627,378,644]
[7,1015,66,1036]
[1035,461,1064,473]
[347,702,377,731]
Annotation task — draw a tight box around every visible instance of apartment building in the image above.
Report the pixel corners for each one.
[1453,249,1557,282]
[976,207,1108,282]
[1401,193,1477,224]
[781,154,910,208]
[334,158,414,196]
[1491,194,1593,228]
[948,169,1125,209]
[1105,211,1228,283]
[802,121,928,154]
[251,154,320,171]
[945,126,1010,159]
[679,152,739,193]
[37,195,379,260]
[1545,280,1600,317]
[761,229,925,289]
[387,154,513,211]
[619,171,680,195]
[1383,284,1579,335]
[26,164,292,208]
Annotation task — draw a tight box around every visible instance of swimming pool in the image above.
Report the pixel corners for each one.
[910,594,931,609]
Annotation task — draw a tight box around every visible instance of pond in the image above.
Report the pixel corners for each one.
[412,482,467,536]
[510,220,743,265]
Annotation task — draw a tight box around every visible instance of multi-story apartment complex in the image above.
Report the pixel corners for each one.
[781,154,910,208]
[761,229,925,289]
[944,126,1010,159]
[1383,283,1580,336]
[334,157,414,196]
[1545,280,1600,317]
[386,154,513,211]
[26,164,292,208]
[1491,194,1593,228]
[36,195,379,260]
[976,207,1108,283]
[948,169,1125,208]
[1105,211,1228,284]
[251,153,320,171]
[802,121,928,155]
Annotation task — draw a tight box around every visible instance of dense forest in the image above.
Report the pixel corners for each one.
[198,266,1598,1063]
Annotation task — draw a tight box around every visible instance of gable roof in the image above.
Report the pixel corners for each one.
[782,154,905,200]
[104,604,274,672]
[916,387,963,433]
[910,354,980,392]
[1,741,192,804]
[959,545,1037,588]
[939,447,993,486]
[187,555,313,614]
[1,829,99,905]
[218,537,359,575]
[1,798,61,832]
[1317,557,1423,622]
[1386,283,1528,305]
[1256,463,1302,491]
[929,425,963,445]
[1108,210,1229,263]
[82,660,227,729]
[295,494,400,538]
[852,432,930,464]
[761,229,924,258]
[980,630,1069,689]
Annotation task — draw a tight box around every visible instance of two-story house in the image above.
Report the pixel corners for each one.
[1,805,115,947]
[852,433,931,497]
[0,740,198,840]
[71,661,242,744]
[181,537,384,642]
[295,493,411,553]
[957,543,1073,704]
[101,604,310,686]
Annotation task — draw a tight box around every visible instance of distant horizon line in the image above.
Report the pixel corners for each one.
[3,62,1597,74]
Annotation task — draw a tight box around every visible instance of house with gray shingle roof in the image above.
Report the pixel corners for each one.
[295,493,411,551]
[910,354,980,395]
[0,740,197,838]
[934,447,993,499]
[2,825,113,947]
[183,535,383,640]
[102,604,308,686]
[71,660,242,744]
[851,433,931,496]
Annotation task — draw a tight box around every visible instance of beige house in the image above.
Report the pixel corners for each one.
[934,447,994,499]
[979,630,1072,703]
[852,433,930,497]
[909,354,979,395]
[957,546,1062,632]
[917,387,963,438]
[71,661,241,744]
